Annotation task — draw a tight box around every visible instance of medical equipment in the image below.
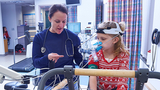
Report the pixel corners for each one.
[90,41,102,62]
[8,58,34,72]
[38,22,44,32]
[67,22,81,35]
[151,28,160,45]
[151,28,160,71]
[37,65,160,90]
[0,74,4,84]
[13,30,37,64]
[1,64,160,90]
[0,65,31,84]
[85,22,95,35]
[41,28,74,57]
[9,30,36,72]
[78,33,97,49]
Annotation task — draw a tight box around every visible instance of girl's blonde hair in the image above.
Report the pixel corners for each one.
[98,21,129,57]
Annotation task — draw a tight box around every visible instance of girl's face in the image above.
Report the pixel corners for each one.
[48,11,67,34]
[97,33,117,51]
[4,28,7,32]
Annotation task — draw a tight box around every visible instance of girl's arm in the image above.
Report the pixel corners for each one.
[89,76,97,90]
[88,54,99,90]
[117,53,129,90]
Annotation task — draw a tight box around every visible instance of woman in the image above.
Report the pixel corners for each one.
[32,4,82,90]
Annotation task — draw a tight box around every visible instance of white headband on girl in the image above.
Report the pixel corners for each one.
[96,22,123,35]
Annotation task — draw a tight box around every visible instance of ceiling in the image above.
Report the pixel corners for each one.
[0,0,55,11]
[0,0,51,10]
[0,0,35,6]
[40,5,51,11]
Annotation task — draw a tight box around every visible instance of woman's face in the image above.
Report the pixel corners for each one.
[97,33,116,51]
[48,11,67,34]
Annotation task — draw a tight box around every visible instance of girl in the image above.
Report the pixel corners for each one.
[3,27,10,45]
[88,21,129,90]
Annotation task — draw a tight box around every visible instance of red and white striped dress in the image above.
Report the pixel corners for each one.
[88,50,129,90]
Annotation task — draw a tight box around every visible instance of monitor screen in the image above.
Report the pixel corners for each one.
[66,0,80,6]
[67,22,81,34]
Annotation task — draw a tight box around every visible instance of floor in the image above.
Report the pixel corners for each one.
[0,54,89,90]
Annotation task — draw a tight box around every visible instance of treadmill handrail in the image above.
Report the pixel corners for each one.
[37,67,160,90]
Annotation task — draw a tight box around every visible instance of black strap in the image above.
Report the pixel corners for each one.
[48,60,55,79]
[48,60,55,70]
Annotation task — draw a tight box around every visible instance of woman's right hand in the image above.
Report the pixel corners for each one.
[48,53,64,63]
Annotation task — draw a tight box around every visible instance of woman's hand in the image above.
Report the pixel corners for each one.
[48,53,64,63]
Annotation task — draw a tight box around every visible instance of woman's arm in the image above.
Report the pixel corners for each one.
[32,34,49,68]
[73,36,83,66]
[89,76,97,90]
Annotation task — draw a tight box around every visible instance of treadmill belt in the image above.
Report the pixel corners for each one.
[8,58,35,72]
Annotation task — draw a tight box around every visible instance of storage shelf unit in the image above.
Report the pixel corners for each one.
[17,26,30,50]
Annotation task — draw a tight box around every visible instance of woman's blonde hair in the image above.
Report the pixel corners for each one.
[98,21,129,57]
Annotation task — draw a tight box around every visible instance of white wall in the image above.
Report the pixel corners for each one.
[103,0,108,22]
[77,0,96,32]
[140,0,154,68]
[16,5,23,27]
[141,0,154,58]
[22,6,35,25]
[0,3,5,55]
[34,0,96,33]
[140,0,160,89]
[35,0,66,30]
[41,9,46,29]
[151,0,160,74]
[2,4,18,50]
